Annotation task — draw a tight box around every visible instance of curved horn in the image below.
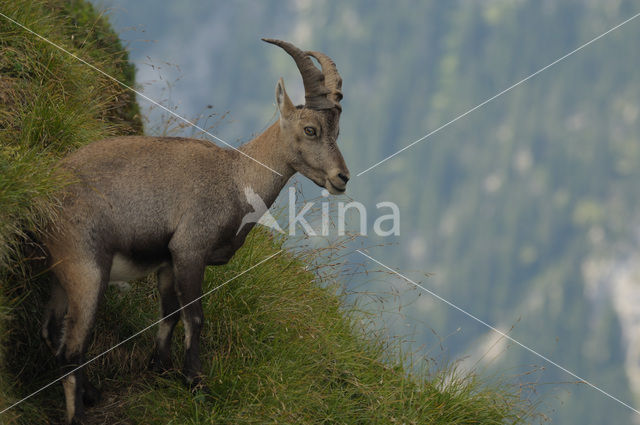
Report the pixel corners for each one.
[262,38,335,110]
[307,51,343,111]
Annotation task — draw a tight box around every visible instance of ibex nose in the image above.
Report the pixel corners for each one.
[326,168,350,194]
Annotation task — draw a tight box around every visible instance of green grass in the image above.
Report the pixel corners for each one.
[0,0,140,266]
[2,229,539,424]
[0,1,540,423]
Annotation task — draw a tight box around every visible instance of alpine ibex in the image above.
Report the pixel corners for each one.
[40,39,349,424]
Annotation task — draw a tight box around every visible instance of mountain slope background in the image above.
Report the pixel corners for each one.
[0,1,536,424]
[93,1,640,424]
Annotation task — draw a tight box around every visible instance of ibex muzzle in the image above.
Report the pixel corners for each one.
[40,39,348,424]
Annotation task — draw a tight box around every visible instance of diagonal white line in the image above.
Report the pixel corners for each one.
[356,249,640,415]
[0,11,283,177]
[0,250,282,416]
[356,11,640,177]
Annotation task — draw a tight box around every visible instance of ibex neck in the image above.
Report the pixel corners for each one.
[236,122,295,208]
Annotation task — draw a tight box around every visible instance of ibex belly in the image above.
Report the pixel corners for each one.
[109,253,168,283]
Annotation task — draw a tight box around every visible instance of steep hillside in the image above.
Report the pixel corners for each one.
[0,1,537,424]
[269,3,640,424]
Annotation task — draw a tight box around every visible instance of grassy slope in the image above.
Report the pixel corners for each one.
[0,1,537,423]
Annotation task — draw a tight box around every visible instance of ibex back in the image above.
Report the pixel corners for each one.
[40,39,349,425]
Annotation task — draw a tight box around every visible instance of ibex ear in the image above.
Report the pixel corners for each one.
[275,78,295,118]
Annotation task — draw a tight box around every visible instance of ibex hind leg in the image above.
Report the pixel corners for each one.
[42,278,68,355]
[52,259,106,424]
[42,275,102,411]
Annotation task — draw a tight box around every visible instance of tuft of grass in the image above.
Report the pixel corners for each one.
[0,1,540,424]
[0,0,141,266]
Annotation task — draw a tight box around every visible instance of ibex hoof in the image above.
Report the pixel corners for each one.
[187,375,210,395]
[148,355,172,374]
[68,413,87,425]
[82,381,101,407]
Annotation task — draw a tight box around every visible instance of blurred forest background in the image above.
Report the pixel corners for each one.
[90,1,640,423]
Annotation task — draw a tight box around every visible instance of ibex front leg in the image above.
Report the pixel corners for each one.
[150,265,180,372]
[170,250,207,388]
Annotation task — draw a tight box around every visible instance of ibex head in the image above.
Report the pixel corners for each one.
[263,38,350,194]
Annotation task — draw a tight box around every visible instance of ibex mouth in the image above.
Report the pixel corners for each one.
[327,180,346,194]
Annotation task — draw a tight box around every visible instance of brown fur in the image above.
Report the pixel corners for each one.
[40,41,349,424]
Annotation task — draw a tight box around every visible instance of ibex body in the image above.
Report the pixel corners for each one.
[41,39,349,424]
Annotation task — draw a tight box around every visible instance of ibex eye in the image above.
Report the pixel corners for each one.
[304,127,316,137]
